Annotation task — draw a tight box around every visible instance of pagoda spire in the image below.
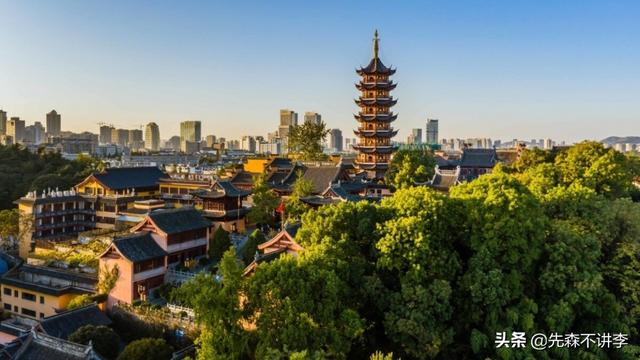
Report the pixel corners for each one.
[373,29,379,60]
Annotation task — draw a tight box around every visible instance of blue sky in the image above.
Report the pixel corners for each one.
[1,0,638,142]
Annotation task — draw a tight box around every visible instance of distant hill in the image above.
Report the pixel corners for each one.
[601,136,640,145]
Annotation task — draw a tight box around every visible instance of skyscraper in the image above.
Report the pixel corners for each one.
[24,122,45,144]
[7,117,25,143]
[241,136,256,152]
[144,122,160,151]
[0,110,7,135]
[304,112,321,125]
[279,109,298,153]
[113,129,129,147]
[353,30,398,180]
[410,128,423,144]
[99,125,113,144]
[46,110,61,137]
[205,135,217,148]
[426,119,439,145]
[180,120,201,153]
[329,129,343,152]
[128,129,144,150]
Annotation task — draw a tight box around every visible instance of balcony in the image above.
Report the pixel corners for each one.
[133,266,166,282]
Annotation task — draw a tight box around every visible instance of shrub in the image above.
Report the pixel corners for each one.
[117,338,173,360]
[69,325,120,359]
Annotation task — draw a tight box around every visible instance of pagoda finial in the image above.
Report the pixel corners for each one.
[373,29,379,60]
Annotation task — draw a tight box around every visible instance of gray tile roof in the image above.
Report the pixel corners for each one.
[459,148,497,168]
[39,304,112,340]
[91,166,169,190]
[10,331,102,360]
[147,207,212,235]
[113,232,167,263]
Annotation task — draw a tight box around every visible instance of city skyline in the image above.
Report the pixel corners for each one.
[1,1,639,142]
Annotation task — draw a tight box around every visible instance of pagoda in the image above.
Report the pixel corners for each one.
[353,30,398,180]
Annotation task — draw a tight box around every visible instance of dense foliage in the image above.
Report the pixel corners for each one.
[241,229,266,265]
[384,148,436,190]
[248,173,280,226]
[69,325,120,359]
[176,142,640,359]
[209,227,232,261]
[287,121,330,161]
[0,145,103,209]
[284,171,313,222]
[117,338,173,360]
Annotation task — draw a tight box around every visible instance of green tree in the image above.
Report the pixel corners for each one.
[554,141,638,198]
[376,187,461,359]
[448,169,548,359]
[248,173,279,226]
[384,148,436,190]
[117,338,173,360]
[209,227,232,261]
[176,248,249,360]
[288,121,330,161]
[241,229,266,265]
[70,325,120,359]
[245,255,365,358]
[285,172,314,222]
[67,294,93,310]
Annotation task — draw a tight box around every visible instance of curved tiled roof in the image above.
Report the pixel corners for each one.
[39,304,111,340]
[112,232,166,263]
[147,208,212,235]
[88,166,169,190]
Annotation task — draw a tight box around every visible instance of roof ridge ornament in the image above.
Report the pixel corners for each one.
[373,29,379,60]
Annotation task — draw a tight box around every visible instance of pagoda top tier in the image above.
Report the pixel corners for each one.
[357,30,396,76]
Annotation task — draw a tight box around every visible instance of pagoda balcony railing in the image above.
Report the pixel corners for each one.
[354,144,393,148]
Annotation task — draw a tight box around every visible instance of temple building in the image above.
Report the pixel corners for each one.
[353,30,398,180]
[192,181,251,233]
[99,207,212,307]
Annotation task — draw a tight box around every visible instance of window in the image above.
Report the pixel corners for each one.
[3,288,11,296]
[22,292,36,302]
[13,290,17,297]
[39,296,44,304]
[21,308,36,317]
[39,313,44,319]
[3,303,10,310]
[13,306,17,312]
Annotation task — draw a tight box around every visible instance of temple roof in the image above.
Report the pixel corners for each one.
[357,58,396,75]
[459,148,497,168]
[145,207,212,235]
[81,167,169,191]
[354,113,397,122]
[39,304,112,340]
[7,331,102,360]
[356,30,396,75]
[112,232,166,263]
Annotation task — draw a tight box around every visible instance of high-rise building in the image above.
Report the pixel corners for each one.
[543,138,553,150]
[410,128,422,144]
[144,122,160,151]
[128,129,144,150]
[279,109,298,153]
[46,110,61,137]
[426,119,439,145]
[7,117,25,143]
[24,122,45,145]
[241,136,256,152]
[280,109,298,127]
[113,129,129,147]
[304,112,321,125]
[353,30,398,180]
[205,135,217,148]
[166,136,181,151]
[329,129,343,152]
[180,120,201,152]
[0,110,7,135]
[99,126,113,144]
